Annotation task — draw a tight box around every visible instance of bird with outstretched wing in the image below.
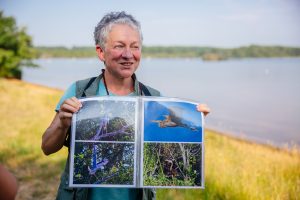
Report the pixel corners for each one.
[151,107,198,131]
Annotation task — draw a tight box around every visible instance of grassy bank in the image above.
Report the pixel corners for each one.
[0,79,66,200]
[0,79,299,200]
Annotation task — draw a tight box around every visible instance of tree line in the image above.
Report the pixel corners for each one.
[35,45,300,60]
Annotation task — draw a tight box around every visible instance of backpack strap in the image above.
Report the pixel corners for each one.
[132,73,156,96]
[81,76,97,97]
[139,82,151,96]
[79,70,157,97]
[79,77,155,97]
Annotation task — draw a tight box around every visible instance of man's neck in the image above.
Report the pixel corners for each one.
[103,70,134,96]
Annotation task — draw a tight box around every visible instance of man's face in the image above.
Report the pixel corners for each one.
[97,24,142,79]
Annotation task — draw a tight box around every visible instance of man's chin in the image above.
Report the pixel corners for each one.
[119,68,136,78]
[115,72,132,79]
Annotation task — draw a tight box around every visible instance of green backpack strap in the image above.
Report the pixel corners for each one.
[76,75,102,98]
[79,70,157,97]
[139,82,151,96]
[81,76,98,97]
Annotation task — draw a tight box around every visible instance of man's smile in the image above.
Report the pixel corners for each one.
[119,61,134,66]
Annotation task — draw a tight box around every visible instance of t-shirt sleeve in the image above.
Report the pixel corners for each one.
[55,82,76,112]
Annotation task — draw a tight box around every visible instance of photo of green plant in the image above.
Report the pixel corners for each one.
[143,143,202,187]
[73,142,135,185]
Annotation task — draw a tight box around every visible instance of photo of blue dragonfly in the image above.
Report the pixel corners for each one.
[72,98,137,186]
[73,142,135,185]
[88,145,109,175]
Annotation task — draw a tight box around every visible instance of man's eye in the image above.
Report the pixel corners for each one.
[132,46,140,50]
[115,45,124,49]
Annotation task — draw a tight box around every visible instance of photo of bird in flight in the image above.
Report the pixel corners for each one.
[151,107,198,131]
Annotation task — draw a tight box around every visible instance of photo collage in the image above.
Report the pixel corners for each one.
[69,97,204,188]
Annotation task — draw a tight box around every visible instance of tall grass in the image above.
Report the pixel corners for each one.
[158,131,300,200]
[0,79,67,200]
[0,79,299,200]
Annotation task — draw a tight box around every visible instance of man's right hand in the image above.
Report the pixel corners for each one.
[58,97,82,128]
[42,97,82,155]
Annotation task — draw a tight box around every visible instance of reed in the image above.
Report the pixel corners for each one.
[158,130,300,200]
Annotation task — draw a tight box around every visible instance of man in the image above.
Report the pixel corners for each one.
[42,11,210,200]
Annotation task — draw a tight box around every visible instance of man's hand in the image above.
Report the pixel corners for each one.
[42,97,82,155]
[197,104,210,116]
[58,97,82,128]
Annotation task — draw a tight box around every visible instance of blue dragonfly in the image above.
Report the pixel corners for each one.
[88,145,109,175]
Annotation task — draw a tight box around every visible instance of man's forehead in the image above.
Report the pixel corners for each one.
[109,24,139,34]
[107,25,141,43]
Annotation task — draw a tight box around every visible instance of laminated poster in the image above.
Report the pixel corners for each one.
[69,96,204,188]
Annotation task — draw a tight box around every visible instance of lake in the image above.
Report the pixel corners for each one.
[22,57,300,148]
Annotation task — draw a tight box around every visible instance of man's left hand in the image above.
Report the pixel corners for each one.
[197,104,210,116]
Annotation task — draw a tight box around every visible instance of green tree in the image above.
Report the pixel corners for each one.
[0,11,36,79]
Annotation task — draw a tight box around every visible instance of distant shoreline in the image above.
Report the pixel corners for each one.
[35,45,300,60]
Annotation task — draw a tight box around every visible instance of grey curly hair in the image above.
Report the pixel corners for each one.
[94,11,143,50]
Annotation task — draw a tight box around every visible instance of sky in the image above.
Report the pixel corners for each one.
[1,0,300,48]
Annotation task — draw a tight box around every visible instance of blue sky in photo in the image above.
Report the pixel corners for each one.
[1,0,299,47]
[144,101,202,142]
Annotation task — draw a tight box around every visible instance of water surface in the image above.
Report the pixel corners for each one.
[22,57,300,147]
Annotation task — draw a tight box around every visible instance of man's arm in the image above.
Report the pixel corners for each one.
[41,97,82,155]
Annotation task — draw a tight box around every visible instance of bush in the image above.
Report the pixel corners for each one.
[0,11,36,79]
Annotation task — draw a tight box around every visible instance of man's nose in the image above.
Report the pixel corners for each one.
[121,48,133,58]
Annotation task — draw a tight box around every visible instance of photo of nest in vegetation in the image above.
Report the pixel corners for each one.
[75,99,136,141]
[143,143,202,187]
[73,142,135,185]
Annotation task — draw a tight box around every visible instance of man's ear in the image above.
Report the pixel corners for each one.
[96,45,105,61]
